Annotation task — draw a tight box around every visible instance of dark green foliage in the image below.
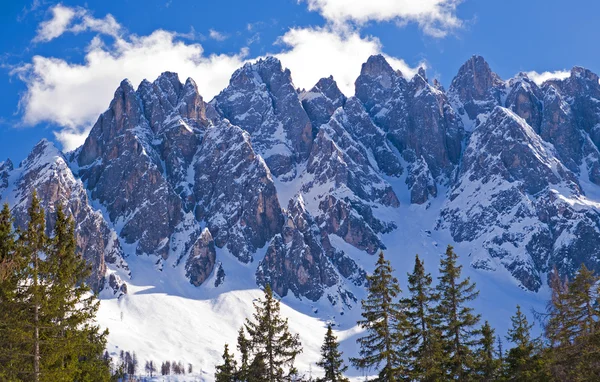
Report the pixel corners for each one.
[0,194,110,381]
[216,344,238,382]
[504,305,546,381]
[473,321,500,381]
[402,254,444,381]
[243,284,303,382]
[434,245,481,380]
[541,264,600,380]
[351,251,409,381]
[316,324,349,382]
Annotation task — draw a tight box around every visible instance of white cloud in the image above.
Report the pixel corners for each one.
[17,6,422,151]
[33,4,122,43]
[33,4,77,42]
[302,0,464,37]
[209,29,228,41]
[526,70,570,85]
[274,27,423,95]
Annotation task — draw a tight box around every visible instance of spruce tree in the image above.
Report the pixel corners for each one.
[215,344,238,382]
[542,264,600,380]
[44,205,110,381]
[505,305,544,381]
[351,251,409,381]
[402,254,443,381]
[316,324,349,382]
[0,203,27,381]
[0,195,109,381]
[244,284,302,382]
[237,326,251,381]
[434,245,480,380]
[473,321,499,381]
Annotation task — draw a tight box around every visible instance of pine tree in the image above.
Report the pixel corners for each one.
[0,203,27,381]
[402,254,443,381]
[473,321,499,381]
[44,204,110,381]
[505,305,544,381]
[434,245,480,380]
[0,195,109,381]
[244,284,303,382]
[237,327,251,381]
[316,324,349,382]
[351,251,409,381]
[542,264,600,380]
[215,344,238,382]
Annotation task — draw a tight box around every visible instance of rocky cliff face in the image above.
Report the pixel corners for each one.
[6,54,600,301]
[212,57,313,180]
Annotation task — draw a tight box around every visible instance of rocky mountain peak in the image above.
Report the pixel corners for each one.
[449,55,506,130]
[301,75,346,129]
[212,57,312,179]
[358,54,399,89]
[22,139,65,171]
[450,55,502,98]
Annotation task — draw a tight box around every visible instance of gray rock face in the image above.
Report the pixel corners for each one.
[406,156,437,205]
[448,55,506,130]
[257,196,338,301]
[440,107,599,290]
[505,73,544,133]
[137,73,207,191]
[212,57,313,179]
[341,97,402,177]
[539,69,600,185]
[355,55,463,203]
[301,76,347,129]
[3,140,124,292]
[301,106,399,254]
[192,121,284,263]
[0,159,12,192]
[257,195,364,301]
[77,79,184,259]
[185,228,216,287]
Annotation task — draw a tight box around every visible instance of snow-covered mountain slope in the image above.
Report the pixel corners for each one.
[3,54,600,380]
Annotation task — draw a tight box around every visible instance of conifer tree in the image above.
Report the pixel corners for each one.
[505,305,544,381]
[0,195,109,381]
[434,245,480,380]
[316,324,349,382]
[244,284,302,382]
[0,203,27,381]
[351,251,409,381]
[402,254,444,381]
[237,327,251,381]
[215,344,238,382]
[545,267,572,348]
[543,264,600,380]
[473,321,499,381]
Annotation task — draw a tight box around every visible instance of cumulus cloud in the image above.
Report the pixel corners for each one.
[526,70,571,85]
[33,4,122,43]
[16,6,422,151]
[302,0,464,37]
[274,26,423,94]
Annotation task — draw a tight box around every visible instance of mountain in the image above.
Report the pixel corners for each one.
[3,54,600,379]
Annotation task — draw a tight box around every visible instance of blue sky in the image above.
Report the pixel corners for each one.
[1,0,599,163]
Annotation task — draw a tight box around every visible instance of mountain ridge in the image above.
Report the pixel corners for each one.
[3,53,600,300]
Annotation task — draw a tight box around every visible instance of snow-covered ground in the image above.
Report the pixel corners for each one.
[97,172,549,381]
